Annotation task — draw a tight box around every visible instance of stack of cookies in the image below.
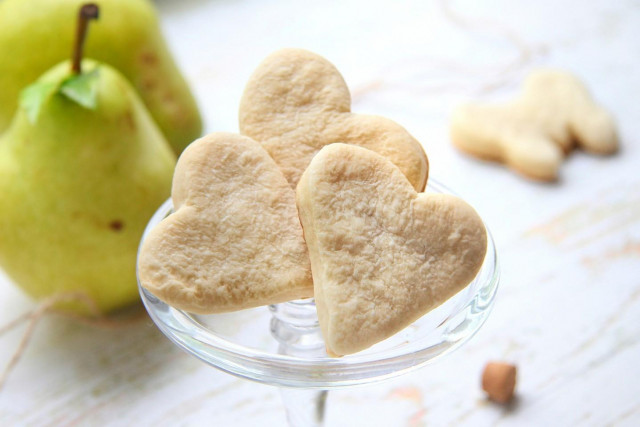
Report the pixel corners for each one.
[138,49,488,356]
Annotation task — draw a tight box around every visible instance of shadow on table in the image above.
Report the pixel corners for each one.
[487,394,523,419]
[502,394,522,413]
[1,303,191,399]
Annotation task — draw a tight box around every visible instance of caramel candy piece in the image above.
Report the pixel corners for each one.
[482,362,517,403]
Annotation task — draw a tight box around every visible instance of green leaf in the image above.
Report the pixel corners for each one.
[59,68,100,110]
[19,67,100,124]
[19,81,59,124]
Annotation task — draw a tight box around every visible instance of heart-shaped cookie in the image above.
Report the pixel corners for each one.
[296,143,487,356]
[239,48,429,191]
[138,132,313,314]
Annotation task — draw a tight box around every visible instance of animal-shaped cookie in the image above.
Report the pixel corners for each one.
[239,48,429,191]
[450,69,618,181]
[296,143,487,356]
[138,132,313,314]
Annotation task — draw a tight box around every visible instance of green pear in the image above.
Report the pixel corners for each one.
[0,0,202,154]
[0,59,176,315]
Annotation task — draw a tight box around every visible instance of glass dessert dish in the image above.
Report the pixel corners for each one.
[137,179,499,426]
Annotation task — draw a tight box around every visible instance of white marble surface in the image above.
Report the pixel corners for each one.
[1,0,639,425]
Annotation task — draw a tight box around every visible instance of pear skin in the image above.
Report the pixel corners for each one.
[0,60,176,315]
[0,0,202,154]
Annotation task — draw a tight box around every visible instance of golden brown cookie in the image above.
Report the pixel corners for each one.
[296,143,487,356]
[239,48,429,191]
[138,132,313,314]
[450,69,618,181]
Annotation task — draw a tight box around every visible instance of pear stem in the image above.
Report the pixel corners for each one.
[71,3,100,74]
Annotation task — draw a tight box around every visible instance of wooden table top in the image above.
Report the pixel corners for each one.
[1,0,638,425]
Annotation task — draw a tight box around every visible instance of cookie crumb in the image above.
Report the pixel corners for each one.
[482,361,517,403]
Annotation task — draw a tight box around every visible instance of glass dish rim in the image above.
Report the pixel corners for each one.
[137,178,500,388]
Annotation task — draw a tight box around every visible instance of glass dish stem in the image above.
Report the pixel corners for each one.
[280,388,327,427]
[270,299,328,426]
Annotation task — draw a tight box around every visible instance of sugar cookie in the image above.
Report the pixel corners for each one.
[296,143,487,356]
[138,132,313,314]
[451,70,618,181]
[240,48,429,191]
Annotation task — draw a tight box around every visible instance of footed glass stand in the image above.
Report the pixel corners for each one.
[137,180,499,426]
